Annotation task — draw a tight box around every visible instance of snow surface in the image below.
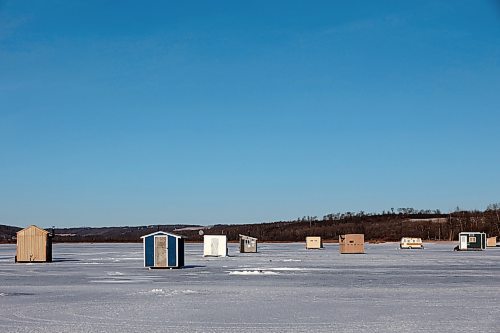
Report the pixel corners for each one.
[0,242,499,332]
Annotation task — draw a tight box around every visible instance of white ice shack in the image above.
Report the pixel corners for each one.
[203,235,228,257]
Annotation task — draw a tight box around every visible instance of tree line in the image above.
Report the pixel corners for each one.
[178,205,500,242]
[1,204,499,243]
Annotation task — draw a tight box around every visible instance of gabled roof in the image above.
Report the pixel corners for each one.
[140,231,183,239]
[239,234,257,240]
[17,225,49,235]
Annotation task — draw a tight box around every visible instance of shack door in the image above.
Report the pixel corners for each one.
[460,235,468,250]
[155,236,168,267]
[211,238,219,256]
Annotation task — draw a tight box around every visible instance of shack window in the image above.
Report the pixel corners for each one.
[469,236,476,243]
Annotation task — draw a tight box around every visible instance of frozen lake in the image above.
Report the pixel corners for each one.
[0,242,499,332]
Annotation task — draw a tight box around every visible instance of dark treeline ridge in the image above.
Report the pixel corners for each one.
[1,205,499,243]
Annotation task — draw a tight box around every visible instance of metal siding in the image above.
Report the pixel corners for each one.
[168,235,177,267]
[468,234,482,249]
[459,232,486,250]
[145,236,155,267]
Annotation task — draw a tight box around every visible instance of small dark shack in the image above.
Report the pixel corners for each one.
[239,234,258,253]
[458,232,486,251]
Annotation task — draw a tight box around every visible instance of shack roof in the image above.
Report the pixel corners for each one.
[239,234,257,240]
[140,231,183,239]
[17,225,49,235]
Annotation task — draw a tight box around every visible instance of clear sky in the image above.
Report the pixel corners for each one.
[1,1,499,228]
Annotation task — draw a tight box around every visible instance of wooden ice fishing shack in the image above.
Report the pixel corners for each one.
[306,236,323,249]
[15,225,53,263]
[487,236,497,247]
[339,234,365,254]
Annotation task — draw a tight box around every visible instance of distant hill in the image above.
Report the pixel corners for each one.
[0,224,203,243]
[1,207,499,243]
[0,225,21,242]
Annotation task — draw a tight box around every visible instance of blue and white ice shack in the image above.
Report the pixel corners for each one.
[141,231,185,269]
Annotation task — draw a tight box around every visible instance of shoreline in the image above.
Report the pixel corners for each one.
[0,240,460,245]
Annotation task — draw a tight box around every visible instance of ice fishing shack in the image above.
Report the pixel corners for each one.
[15,225,53,263]
[305,236,323,249]
[141,231,185,268]
[203,235,228,257]
[239,234,257,253]
[487,236,497,247]
[457,232,486,251]
[339,234,365,254]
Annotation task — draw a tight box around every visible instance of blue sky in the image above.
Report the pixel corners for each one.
[1,1,499,227]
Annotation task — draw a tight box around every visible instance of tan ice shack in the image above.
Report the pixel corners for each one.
[487,236,497,247]
[305,236,323,249]
[339,234,364,254]
[16,225,52,263]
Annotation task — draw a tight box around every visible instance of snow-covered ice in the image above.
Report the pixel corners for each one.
[0,242,499,332]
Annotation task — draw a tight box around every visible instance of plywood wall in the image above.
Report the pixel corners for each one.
[339,234,365,254]
[16,226,50,262]
[306,236,322,249]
